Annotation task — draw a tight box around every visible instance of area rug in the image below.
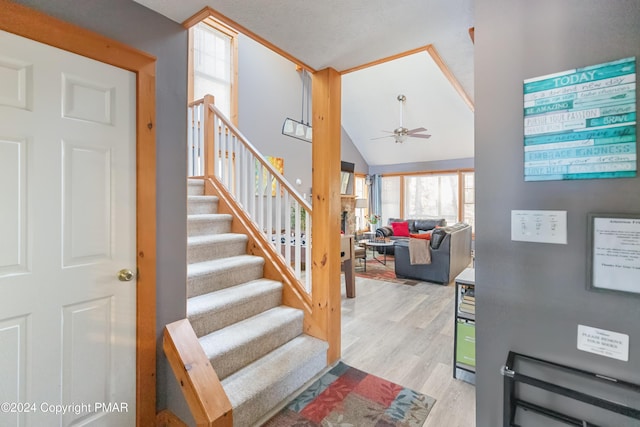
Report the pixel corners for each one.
[355,256,422,286]
[263,362,436,426]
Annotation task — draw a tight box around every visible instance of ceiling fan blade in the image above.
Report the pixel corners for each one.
[409,133,432,139]
[370,135,394,140]
[406,127,428,134]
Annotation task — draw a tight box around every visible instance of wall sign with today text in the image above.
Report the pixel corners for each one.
[523,57,636,181]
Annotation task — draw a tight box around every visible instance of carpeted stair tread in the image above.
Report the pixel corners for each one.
[187,179,205,195]
[222,335,328,427]
[187,213,232,222]
[187,279,282,337]
[187,195,219,214]
[187,213,233,236]
[199,306,303,381]
[187,233,248,263]
[187,255,264,297]
[188,195,217,201]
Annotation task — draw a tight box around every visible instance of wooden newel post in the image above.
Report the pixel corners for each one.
[204,94,215,177]
[311,68,342,364]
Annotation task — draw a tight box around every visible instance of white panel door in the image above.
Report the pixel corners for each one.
[0,30,136,427]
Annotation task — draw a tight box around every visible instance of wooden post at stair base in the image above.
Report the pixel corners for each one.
[203,94,215,177]
[311,68,342,364]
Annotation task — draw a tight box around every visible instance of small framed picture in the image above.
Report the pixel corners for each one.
[587,213,640,296]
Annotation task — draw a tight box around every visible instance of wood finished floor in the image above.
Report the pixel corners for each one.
[340,274,476,427]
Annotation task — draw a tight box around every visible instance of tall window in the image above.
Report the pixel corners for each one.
[404,174,459,224]
[191,20,237,122]
[462,172,475,231]
[381,176,401,224]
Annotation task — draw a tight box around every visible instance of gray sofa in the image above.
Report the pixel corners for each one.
[394,223,472,284]
[375,218,447,255]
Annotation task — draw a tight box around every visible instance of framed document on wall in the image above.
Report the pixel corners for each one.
[587,213,640,295]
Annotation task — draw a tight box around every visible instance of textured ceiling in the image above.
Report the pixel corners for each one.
[342,52,474,166]
[133,0,475,164]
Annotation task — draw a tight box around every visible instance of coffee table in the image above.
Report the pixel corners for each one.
[359,240,395,266]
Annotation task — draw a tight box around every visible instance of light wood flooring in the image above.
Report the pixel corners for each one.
[340,273,476,427]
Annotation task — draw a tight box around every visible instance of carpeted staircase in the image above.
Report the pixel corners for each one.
[186,178,328,427]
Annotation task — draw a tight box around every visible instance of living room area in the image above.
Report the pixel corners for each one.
[329,34,477,425]
[340,165,475,285]
[338,166,477,427]
[339,165,477,427]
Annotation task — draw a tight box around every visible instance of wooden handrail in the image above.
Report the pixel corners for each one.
[188,98,206,108]
[208,103,312,212]
[156,409,189,427]
[163,319,232,427]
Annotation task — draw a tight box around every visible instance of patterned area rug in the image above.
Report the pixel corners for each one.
[355,256,422,286]
[264,362,436,426]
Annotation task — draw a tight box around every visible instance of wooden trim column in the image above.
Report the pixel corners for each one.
[311,68,342,363]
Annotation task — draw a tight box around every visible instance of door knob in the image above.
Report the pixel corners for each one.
[117,269,135,282]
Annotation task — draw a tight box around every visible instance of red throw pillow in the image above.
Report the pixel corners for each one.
[391,221,410,237]
[409,233,431,240]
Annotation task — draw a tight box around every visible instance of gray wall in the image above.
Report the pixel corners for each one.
[369,157,473,175]
[238,34,369,195]
[341,126,369,175]
[475,1,640,425]
[238,34,313,195]
[12,0,188,411]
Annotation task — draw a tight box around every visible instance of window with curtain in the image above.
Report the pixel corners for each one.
[192,21,235,120]
[381,176,401,225]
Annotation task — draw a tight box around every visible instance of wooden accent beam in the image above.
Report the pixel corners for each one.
[0,2,157,425]
[311,68,342,364]
[340,44,474,113]
[164,320,233,427]
[187,29,194,102]
[426,45,474,112]
[469,27,475,44]
[380,168,474,178]
[182,7,316,73]
[340,45,432,75]
[0,0,156,72]
[458,171,465,223]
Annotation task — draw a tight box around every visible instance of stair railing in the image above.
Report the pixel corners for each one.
[188,96,312,293]
[187,96,209,178]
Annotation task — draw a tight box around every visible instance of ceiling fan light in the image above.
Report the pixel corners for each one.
[371,95,431,143]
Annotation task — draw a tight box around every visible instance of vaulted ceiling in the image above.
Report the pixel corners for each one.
[132,0,475,166]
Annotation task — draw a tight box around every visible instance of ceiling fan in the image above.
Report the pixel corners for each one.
[371,94,431,143]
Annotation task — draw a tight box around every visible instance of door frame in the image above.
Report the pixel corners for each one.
[0,2,157,425]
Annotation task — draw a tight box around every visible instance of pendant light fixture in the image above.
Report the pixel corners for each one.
[282,69,312,143]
